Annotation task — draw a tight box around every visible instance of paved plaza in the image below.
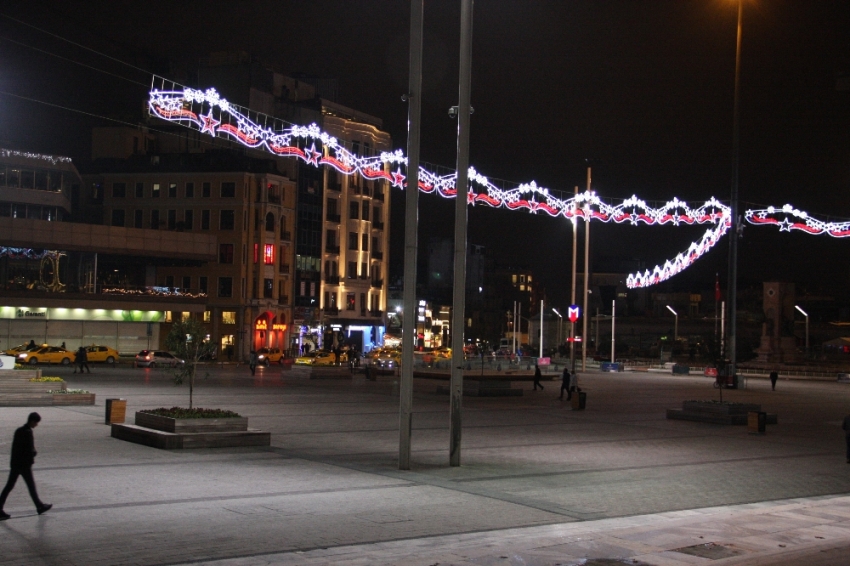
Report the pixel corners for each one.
[1,364,850,565]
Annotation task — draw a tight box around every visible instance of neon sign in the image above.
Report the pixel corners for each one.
[255,320,268,331]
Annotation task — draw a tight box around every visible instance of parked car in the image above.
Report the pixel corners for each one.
[17,346,74,365]
[134,350,184,368]
[294,349,347,366]
[257,347,284,366]
[85,345,120,364]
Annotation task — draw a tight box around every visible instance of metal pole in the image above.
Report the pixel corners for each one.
[806,315,809,355]
[570,185,578,372]
[539,300,544,359]
[610,299,615,363]
[727,0,743,378]
[720,301,726,359]
[450,0,474,467]
[581,169,591,372]
[399,0,424,471]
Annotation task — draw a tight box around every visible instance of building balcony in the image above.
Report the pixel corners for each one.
[350,185,361,195]
[368,309,384,318]
[279,295,289,304]
[372,251,383,260]
[325,244,340,254]
[325,306,339,315]
[326,212,341,223]
[372,221,384,230]
[280,231,292,241]
[361,185,371,197]
[373,191,385,202]
[325,274,340,285]
[370,278,384,288]
[328,183,341,192]
[279,263,291,275]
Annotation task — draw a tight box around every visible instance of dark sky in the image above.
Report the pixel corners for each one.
[2,0,849,302]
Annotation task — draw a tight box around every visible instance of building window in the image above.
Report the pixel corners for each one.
[152,183,160,197]
[218,277,233,297]
[221,311,236,324]
[199,276,208,294]
[348,232,358,250]
[135,182,144,198]
[182,277,191,291]
[265,212,275,232]
[150,210,160,229]
[346,292,356,311]
[164,311,173,323]
[361,204,370,221]
[167,209,177,230]
[111,209,125,227]
[280,216,288,239]
[219,244,234,264]
[165,275,174,288]
[253,243,259,264]
[203,310,211,323]
[168,183,177,198]
[264,278,273,298]
[221,182,236,198]
[185,182,194,198]
[360,293,366,315]
[112,182,126,198]
[361,233,369,251]
[202,182,211,197]
[263,244,274,265]
[361,262,367,278]
[349,201,359,219]
[184,210,193,230]
[134,209,143,228]
[201,210,210,230]
[220,210,235,230]
[347,261,357,279]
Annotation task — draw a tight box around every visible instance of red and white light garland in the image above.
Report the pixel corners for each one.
[149,80,844,290]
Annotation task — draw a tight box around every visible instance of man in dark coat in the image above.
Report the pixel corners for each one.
[533,364,544,391]
[74,346,90,374]
[769,370,779,391]
[0,412,51,520]
[559,367,571,400]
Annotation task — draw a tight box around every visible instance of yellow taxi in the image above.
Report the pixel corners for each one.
[85,345,120,364]
[4,343,42,356]
[295,349,348,366]
[257,347,284,366]
[17,346,74,365]
[372,348,401,373]
[434,347,452,359]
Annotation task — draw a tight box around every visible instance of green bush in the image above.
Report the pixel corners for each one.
[29,377,65,383]
[49,389,90,394]
[139,407,241,419]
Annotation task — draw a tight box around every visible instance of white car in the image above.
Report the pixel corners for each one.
[134,350,185,368]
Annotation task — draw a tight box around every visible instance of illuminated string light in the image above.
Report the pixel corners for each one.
[745,205,850,238]
[148,83,739,289]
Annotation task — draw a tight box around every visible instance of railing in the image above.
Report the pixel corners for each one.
[279,295,289,304]
[373,221,384,230]
[325,274,340,284]
[370,279,383,288]
[361,185,371,197]
[279,263,290,274]
[328,183,341,192]
[374,191,385,202]
[326,212,341,223]
[350,185,361,195]
[101,286,207,299]
[372,251,383,260]
[280,231,292,241]
[325,306,339,315]
[325,244,340,254]
[368,309,384,318]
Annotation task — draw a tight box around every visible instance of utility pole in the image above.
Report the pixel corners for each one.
[570,186,578,372]
[399,0,424,471]
[581,168,591,372]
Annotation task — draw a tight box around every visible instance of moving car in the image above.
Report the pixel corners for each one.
[294,349,347,366]
[257,347,284,366]
[85,345,120,364]
[134,350,184,368]
[4,343,42,357]
[17,346,74,365]
[372,349,401,373]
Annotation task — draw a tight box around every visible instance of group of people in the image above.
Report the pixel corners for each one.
[532,365,579,400]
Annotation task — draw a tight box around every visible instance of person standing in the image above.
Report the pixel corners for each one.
[248,350,258,376]
[559,367,571,400]
[0,412,52,520]
[533,364,544,391]
[843,413,850,464]
[769,370,779,391]
[74,346,90,374]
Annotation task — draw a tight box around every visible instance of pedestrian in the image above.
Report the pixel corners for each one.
[27,339,36,350]
[769,370,778,391]
[559,367,570,400]
[843,413,850,464]
[248,350,258,376]
[74,346,90,374]
[533,364,544,391]
[0,412,52,520]
[60,341,65,349]
[567,370,578,401]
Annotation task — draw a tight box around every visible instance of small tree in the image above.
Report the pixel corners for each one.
[165,318,215,409]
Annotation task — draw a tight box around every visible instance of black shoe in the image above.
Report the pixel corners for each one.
[37,504,52,515]
[0,510,9,520]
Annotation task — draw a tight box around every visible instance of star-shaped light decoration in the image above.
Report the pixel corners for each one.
[303,143,322,166]
[200,112,220,136]
[391,169,406,188]
[778,218,794,232]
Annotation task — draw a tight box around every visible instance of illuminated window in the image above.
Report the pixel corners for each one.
[347,293,356,311]
[203,311,211,323]
[152,183,160,197]
[164,311,173,322]
[181,312,191,321]
[221,311,236,324]
[263,244,274,265]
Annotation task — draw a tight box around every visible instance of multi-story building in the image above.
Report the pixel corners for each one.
[82,147,296,359]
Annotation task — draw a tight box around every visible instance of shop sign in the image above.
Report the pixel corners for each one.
[272,323,286,331]
[256,320,268,330]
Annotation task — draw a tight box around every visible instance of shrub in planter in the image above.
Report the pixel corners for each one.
[140,407,241,419]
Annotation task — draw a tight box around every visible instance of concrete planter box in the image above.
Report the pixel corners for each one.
[134,412,248,433]
[52,393,95,405]
[681,401,761,415]
[669,401,777,425]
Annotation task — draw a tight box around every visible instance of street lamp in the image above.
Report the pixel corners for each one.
[666,305,678,343]
[795,305,809,357]
[552,308,563,348]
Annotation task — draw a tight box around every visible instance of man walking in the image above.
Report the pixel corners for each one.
[559,367,570,400]
[248,350,258,376]
[533,364,544,391]
[74,346,90,374]
[769,370,779,391]
[0,412,52,520]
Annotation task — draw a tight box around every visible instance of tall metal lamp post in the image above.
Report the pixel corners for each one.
[727,0,744,378]
[552,308,563,349]
[795,305,809,357]
[666,305,678,342]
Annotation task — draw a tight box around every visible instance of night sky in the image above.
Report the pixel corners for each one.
[2,1,849,303]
